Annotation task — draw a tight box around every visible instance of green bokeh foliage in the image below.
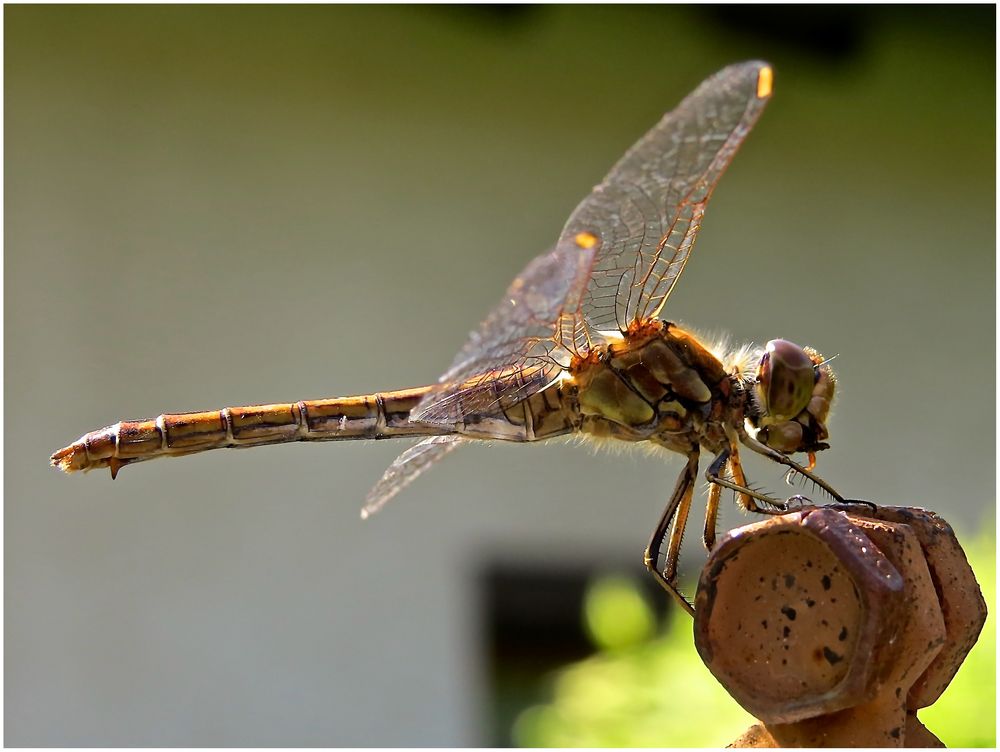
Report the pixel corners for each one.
[516,528,995,747]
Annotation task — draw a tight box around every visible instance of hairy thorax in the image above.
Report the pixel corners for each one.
[570,320,746,454]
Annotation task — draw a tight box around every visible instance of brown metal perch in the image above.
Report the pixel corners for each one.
[693,504,986,747]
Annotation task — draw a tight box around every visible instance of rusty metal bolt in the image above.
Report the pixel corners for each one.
[693,505,986,747]
[861,506,989,710]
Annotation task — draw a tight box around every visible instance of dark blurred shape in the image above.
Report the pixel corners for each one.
[481,560,669,745]
[434,4,542,34]
[702,5,865,60]
[700,5,994,63]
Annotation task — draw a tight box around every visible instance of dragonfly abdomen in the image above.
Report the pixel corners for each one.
[50,387,447,478]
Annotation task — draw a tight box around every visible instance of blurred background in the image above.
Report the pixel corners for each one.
[6,5,994,746]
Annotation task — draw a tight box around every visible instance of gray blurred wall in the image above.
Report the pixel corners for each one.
[6,6,994,746]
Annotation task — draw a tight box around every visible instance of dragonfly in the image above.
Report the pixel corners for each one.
[51,60,844,615]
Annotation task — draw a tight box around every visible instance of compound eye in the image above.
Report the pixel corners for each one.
[758,339,814,420]
[758,421,804,453]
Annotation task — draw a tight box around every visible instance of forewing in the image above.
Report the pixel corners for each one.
[361,435,465,518]
[560,60,772,332]
[413,61,771,426]
[411,243,595,425]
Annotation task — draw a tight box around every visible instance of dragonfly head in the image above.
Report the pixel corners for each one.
[749,339,836,455]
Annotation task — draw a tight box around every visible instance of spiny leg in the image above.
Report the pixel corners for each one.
[726,441,754,511]
[741,433,844,503]
[706,443,788,515]
[644,448,699,617]
[782,452,816,492]
[702,452,727,552]
[663,473,694,583]
[645,449,697,574]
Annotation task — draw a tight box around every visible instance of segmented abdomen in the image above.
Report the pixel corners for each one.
[50,387,445,477]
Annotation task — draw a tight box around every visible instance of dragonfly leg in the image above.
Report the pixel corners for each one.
[726,441,755,511]
[644,448,699,617]
[706,444,787,515]
[741,433,844,503]
[702,452,727,552]
[663,471,694,583]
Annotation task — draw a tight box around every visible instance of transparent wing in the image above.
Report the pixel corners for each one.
[361,435,465,518]
[411,242,596,425]
[560,60,772,332]
[414,61,771,425]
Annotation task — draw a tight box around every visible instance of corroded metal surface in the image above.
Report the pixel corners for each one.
[694,505,985,747]
[694,508,906,726]
[858,506,989,710]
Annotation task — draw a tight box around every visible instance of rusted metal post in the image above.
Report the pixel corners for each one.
[693,505,986,747]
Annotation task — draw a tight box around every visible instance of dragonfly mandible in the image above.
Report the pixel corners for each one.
[51,61,844,615]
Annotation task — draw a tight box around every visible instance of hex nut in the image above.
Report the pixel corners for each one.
[694,508,906,725]
[698,505,986,747]
[843,505,988,709]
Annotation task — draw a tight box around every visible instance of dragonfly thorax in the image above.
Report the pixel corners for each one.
[570,321,744,452]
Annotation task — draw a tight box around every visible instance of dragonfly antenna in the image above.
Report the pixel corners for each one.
[814,353,839,369]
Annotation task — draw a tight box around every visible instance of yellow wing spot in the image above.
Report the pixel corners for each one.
[574,231,598,250]
[757,66,773,99]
